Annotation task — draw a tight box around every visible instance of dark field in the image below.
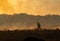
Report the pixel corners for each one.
[0,30,60,41]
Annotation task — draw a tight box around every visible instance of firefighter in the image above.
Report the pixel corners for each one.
[37,21,41,30]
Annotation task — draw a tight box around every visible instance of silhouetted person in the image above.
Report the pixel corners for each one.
[37,22,41,30]
[24,37,45,41]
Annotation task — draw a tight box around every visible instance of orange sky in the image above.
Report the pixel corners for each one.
[0,0,60,16]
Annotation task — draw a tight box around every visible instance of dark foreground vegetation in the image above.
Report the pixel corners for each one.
[0,30,60,41]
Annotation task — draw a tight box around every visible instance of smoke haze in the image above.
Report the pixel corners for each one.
[0,13,60,31]
[0,0,60,15]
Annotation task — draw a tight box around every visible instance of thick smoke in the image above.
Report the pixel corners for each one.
[0,13,60,31]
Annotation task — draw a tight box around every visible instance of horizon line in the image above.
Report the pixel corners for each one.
[0,13,60,16]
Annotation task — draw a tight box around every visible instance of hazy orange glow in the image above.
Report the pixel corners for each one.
[0,0,60,16]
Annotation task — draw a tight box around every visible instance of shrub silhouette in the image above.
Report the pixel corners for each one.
[24,37,45,41]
